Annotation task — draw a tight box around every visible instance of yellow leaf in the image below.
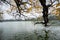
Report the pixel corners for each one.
[29,0,33,3]
[26,7,32,13]
[52,8,60,16]
[56,3,60,7]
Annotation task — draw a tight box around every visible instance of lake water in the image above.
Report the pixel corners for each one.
[0,21,60,40]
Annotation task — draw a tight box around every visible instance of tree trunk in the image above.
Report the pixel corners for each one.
[39,0,49,26]
[14,0,21,17]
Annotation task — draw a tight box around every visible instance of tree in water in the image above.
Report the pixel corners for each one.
[39,0,51,26]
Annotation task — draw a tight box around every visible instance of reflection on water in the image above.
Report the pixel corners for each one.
[0,21,60,40]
